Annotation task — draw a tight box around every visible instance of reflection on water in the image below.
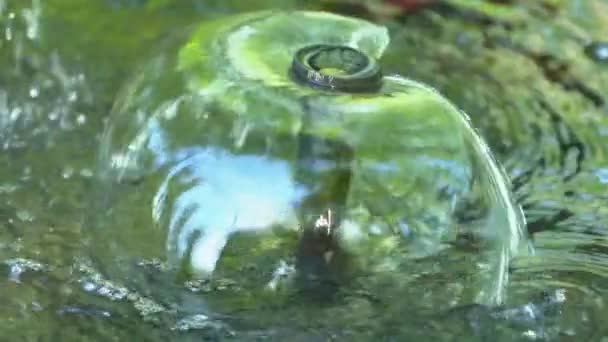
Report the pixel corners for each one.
[1,0,608,341]
[154,147,302,275]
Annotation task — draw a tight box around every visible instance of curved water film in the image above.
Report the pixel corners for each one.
[88,10,528,336]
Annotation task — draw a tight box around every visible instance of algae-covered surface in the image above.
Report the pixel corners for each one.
[1,0,607,340]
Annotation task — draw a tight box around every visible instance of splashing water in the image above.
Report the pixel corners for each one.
[2,1,608,341]
[86,11,530,337]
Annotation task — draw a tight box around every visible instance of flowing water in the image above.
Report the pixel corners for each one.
[1,0,607,341]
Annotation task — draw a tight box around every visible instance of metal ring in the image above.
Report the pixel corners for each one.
[290,44,382,93]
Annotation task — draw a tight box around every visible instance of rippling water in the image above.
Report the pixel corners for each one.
[1,0,607,340]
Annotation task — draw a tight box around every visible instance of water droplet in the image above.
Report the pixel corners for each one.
[76,114,86,125]
[585,41,608,62]
[29,87,39,98]
[9,107,22,121]
[62,166,74,179]
[68,91,78,102]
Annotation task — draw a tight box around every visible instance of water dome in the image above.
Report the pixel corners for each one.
[89,10,530,332]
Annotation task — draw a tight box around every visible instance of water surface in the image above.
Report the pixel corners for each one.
[1,0,608,340]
